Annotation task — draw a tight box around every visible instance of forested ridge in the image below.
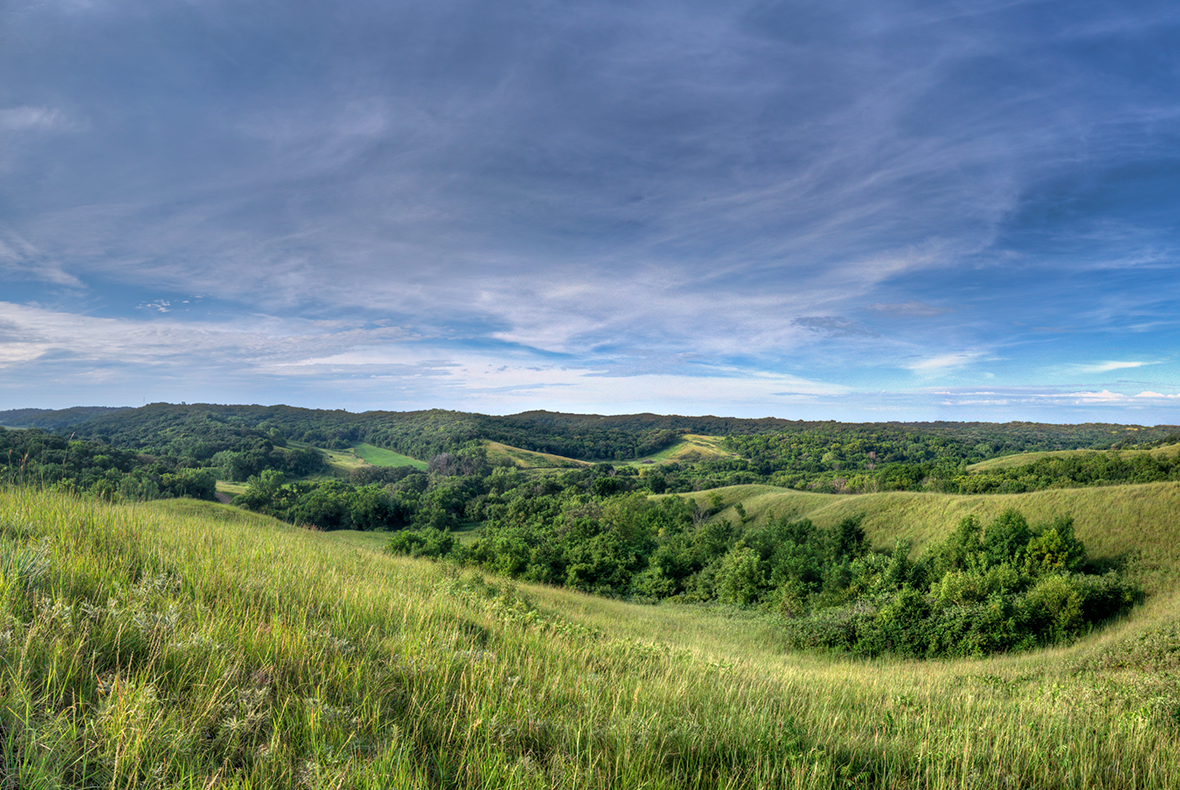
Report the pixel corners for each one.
[2,403,1179,509]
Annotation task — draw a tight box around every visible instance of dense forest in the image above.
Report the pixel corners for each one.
[0,427,218,500]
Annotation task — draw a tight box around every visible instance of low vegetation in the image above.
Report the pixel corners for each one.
[1,487,1179,788]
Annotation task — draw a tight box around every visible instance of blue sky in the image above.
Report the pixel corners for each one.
[3,0,1180,422]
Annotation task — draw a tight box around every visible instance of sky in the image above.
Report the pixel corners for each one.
[3,0,1180,423]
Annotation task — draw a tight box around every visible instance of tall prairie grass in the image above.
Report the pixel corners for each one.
[2,486,1179,788]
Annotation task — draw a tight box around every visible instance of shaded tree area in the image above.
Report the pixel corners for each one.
[950,450,1180,493]
[0,427,216,502]
[231,444,494,532]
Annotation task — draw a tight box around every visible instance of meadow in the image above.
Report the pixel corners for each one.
[1,485,1178,788]
[350,444,428,471]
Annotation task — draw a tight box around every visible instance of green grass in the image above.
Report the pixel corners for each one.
[484,442,588,469]
[285,440,427,478]
[3,485,1180,788]
[967,443,1180,473]
[323,522,483,555]
[351,443,428,470]
[696,481,1180,594]
[216,481,247,496]
[627,434,738,466]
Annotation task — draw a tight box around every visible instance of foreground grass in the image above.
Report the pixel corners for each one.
[2,488,1179,788]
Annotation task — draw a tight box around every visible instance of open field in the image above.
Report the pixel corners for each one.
[215,481,248,497]
[351,443,428,470]
[286,440,427,478]
[2,486,1179,788]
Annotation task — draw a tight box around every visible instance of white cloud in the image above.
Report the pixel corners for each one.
[904,351,985,373]
[1074,360,1154,374]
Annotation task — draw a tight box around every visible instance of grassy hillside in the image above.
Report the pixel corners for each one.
[351,442,428,470]
[484,441,589,469]
[480,434,738,471]
[627,434,738,465]
[3,486,1180,788]
[693,481,1180,594]
[968,443,1180,472]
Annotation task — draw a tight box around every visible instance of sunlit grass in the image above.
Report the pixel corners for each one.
[967,443,1180,473]
[483,441,588,469]
[626,435,737,467]
[351,443,428,470]
[1,486,1179,788]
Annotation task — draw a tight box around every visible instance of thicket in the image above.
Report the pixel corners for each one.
[0,427,218,502]
[389,490,1141,658]
[230,444,496,531]
[951,450,1180,493]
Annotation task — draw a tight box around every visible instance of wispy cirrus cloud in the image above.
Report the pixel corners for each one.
[1073,360,1156,374]
[864,301,950,318]
[904,351,989,374]
[0,106,76,133]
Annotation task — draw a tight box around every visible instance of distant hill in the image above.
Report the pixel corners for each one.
[967,443,1180,472]
[0,405,131,430]
[7,402,1180,498]
[17,401,1180,461]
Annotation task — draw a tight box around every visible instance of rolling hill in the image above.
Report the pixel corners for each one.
[3,479,1180,788]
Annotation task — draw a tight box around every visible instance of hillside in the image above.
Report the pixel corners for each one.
[484,441,589,469]
[628,434,738,465]
[968,442,1180,472]
[3,486,1179,788]
[693,481,1180,594]
[0,405,131,429]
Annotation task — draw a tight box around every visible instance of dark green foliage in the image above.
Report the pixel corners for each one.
[232,472,420,532]
[953,449,1180,494]
[0,427,217,502]
[18,402,1180,497]
[777,510,1140,658]
[0,405,130,429]
[385,528,457,559]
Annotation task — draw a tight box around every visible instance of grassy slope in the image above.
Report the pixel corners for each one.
[967,442,1180,472]
[350,443,428,470]
[691,482,1180,593]
[4,487,1180,788]
[484,441,589,469]
[482,434,736,469]
[627,434,737,466]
